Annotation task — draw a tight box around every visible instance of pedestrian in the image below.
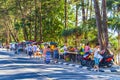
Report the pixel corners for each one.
[28,44,33,58]
[63,43,68,60]
[32,44,37,54]
[43,44,51,64]
[53,45,59,63]
[34,46,42,59]
[25,45,28,54]
[93,43,103,71]
[83,43,91,58]
[6,44,10,51]
[43,44,48,57]
[84,43,90,55]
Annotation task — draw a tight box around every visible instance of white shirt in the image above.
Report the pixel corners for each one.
[33,45,37,52]
[63,46,67,53]
[94,48,103,59]
[36,47,40,51]
[28,45,33,52]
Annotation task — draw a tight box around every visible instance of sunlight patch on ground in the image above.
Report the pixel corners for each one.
[0,55,10,58]
[1,63,47,66]
[15,79,37,80]
[0,67,63,75]
[0,48,7,51]
[45,68,64,70]
[86,75,111,79]
[43,77,57,80]
[0,68,43,75]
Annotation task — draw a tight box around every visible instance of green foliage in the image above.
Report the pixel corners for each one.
[61,28,74,37]
[108,16,120,32]
[0,0,118,48]
[14,23,21,30]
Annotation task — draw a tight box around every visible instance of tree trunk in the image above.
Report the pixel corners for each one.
[23,26,28,40]
[34,0,37,41]
[29,19,32,40]
[17,0,28,41]
[86,0,89,20]
[39,1,43,42]
[9,29,17,42]
[93,0,104,49]
[82,0,89,44]
[64,0,68,43]
[29,2,32,40]
[90,0,92,19]
[5,25,10,45]
[14,30,19,42]
[118,31,120,65]
[9,18,19,42]
[4,21,17,42]
[117,2,120,65]
[81,0,86,22]
[75,4,78,47]
[102,0,108,49]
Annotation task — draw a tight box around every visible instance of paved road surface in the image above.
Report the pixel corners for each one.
[0,49,120,80]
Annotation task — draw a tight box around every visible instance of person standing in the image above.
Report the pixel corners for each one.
[84,43,90,54]
[83,43,91,58]
[33,44,37,54]
[28,44,33,58]
[53,45,59,63]
[93,43,103,71]
[43,45,51,64]
[63,43,68,60]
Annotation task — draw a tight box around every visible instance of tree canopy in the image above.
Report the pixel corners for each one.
[0,0,119,50]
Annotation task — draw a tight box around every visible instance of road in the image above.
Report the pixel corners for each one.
[0,49,120,80]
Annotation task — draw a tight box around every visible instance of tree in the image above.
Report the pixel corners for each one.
[0,0,117,49]
[93,0,108,50]
[64,0,68,43]
[107,0,120,64]
[102,0,109,49]
[39,1,42,42]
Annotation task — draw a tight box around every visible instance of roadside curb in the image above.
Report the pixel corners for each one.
[99,69,120,72]
[57,62,120,72]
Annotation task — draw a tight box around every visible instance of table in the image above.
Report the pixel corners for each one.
[67,51,78,62]
[59,51,78,62]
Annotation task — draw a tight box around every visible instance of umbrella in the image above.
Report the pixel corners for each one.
[50,42,57,45]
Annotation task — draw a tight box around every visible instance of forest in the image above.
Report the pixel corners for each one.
[0,0,120,52]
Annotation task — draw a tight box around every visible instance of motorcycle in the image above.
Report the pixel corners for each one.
[80,50,114,68]
[99,53,114,67]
